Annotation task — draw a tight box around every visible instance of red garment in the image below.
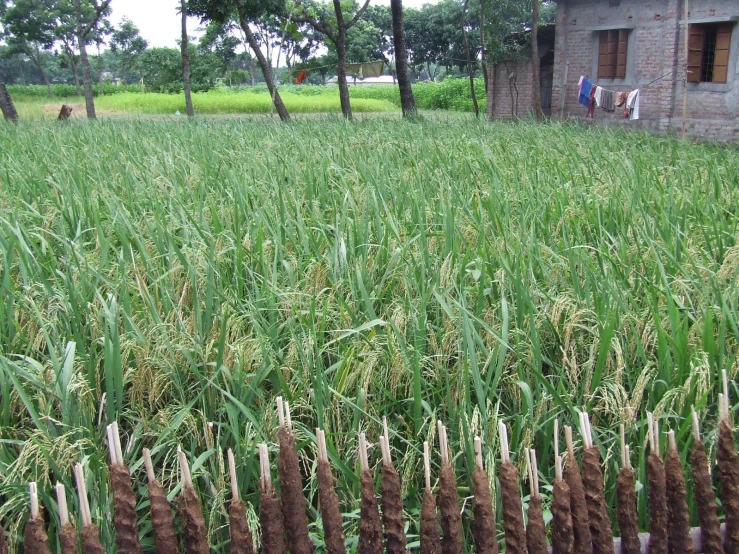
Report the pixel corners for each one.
[585,86,597,119]
[296,70,307,84]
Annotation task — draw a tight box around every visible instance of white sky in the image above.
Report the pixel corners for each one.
[110,0,434,49]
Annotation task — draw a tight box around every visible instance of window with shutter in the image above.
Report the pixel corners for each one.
[598,29,629,79]
[688,22,735,83]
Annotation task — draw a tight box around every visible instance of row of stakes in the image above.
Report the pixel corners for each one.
[3,375,739,554]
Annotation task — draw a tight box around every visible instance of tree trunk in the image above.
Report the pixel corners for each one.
[531,0,542,119]
[479,0,487,95]
[390,0,417,117]
[97,42,105,95]
[486,62,495,119]
[71,57,82,96]
[181,0,194,117]
[249,58,256,86]
[0,74,19,122]
[78,39,97,119]
[234,3,290,121]
[332,0,353,119]
[461,0,479,118]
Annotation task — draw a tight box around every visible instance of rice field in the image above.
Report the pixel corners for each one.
[0,116,738,553]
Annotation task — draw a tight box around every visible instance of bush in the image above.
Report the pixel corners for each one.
[7,83,141,98]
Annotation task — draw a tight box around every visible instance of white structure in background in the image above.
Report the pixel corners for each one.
[327,75,396,86]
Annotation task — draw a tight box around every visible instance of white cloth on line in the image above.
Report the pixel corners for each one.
[626,89,640,120]
[594,86,604,107]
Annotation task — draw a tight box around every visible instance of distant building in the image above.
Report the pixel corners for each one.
[488,0,739,141]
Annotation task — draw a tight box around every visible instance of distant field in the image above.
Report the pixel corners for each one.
[0,117,737,552]
[8,78,486,117]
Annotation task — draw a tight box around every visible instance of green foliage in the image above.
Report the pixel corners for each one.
[94,90,396,113]
[0,117,737,553]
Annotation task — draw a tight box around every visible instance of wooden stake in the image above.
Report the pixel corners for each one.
[259,444,271,488]
[654,418,660,453]
[143,448,156,483]
[531,449,539,497]
[620,423,626,469]
[525,449,534,492]
[647,412,655,453]
[56,482,70,527]
[358,432,369,472]
[723,369,731,422]
[228,448,239,501]
[106,425,118,466]
[692,408,701,442]
[379,435,392,467]
[565,425,574,460]
[178,447,192,488]
[424,441,432,491]
[437,420,448,465]
[383,417,390,446]
[29,482,39,520]
[276,397,285,428]
[554,418,559,458]
[498,421,509,464]
[555,453,563,482]
[112,421,124,465]
[667,430,677,452]
[74,463,92,527]
[474,436,483,470]
[625,445,630,470]
[285,401,292,430]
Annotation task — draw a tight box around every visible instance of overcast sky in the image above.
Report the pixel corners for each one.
[111,0,435,49]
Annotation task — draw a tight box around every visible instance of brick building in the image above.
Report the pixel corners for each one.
[487,0,739,141]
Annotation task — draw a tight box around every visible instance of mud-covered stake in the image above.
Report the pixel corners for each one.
[564,426,592,554]
[56,483,77,554]
[526,449,547,554]
[665,430,693,554]
[24,483,51,554]
[176,448,210,554]
[259,443,287,554]
[228,449,255,554]
[472,437,497,554]
[358,433,383,554]
[143,449,178,554]
[689,411,723,554]
[379,424,407,554]
[276,399,313,554]
[615,426,640,554]
[74,464,106,554]
[316,429,346,554]
[717,378,739,554]
[0,522,8,554]
[108,423,143,554]
[552,452,574,554]
[437,421,463,554]
[498,422,527,554]
[421,440,442,554]
[646,413,668,554]
[579,413,614,554]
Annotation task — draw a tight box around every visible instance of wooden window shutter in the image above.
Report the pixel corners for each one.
[598,32,613,78]
[713,23,733,83]
[687,24,704,83]
[616,29,628,78]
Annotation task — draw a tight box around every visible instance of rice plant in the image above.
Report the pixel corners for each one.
[0,116,737,553]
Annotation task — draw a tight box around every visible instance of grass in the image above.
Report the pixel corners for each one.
[0,117,738,553]
[8,77,486,117]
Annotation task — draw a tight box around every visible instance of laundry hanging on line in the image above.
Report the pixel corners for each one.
[578,76,639,121]
[346,61,385,79]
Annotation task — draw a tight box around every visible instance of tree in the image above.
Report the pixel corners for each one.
[530,0,541,118]
[180,0,194,116]
[1,0,57,96]
[187,0,291,121]
[75,0,113,119]
[390,0,416,117]
[0,72,18,121]
[295,0,371,119]
[109,17,147,83]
